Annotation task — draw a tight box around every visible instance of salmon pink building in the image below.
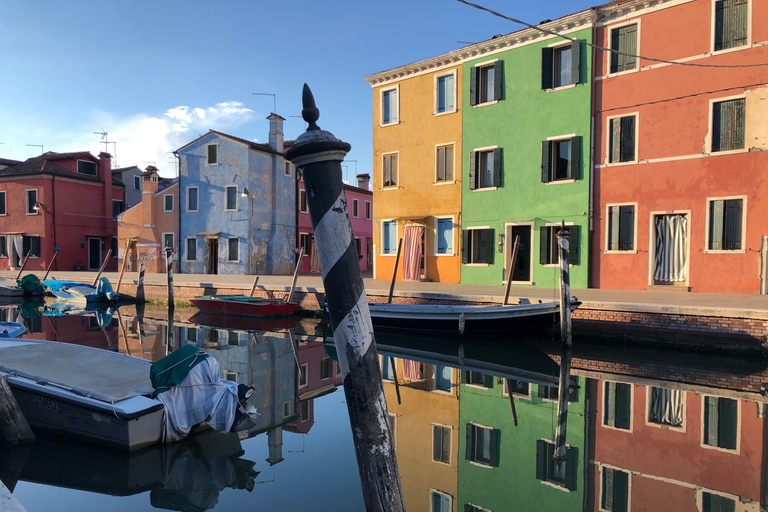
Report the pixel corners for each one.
[592,0,768,293]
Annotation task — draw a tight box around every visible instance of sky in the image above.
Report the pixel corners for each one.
[0,0,594,181]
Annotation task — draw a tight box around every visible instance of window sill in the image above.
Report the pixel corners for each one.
[381,187,398,191]
[473,100,498,108]
[224,209,238,212]
[473,186,498,192]
[434,180,456,186]
[466,263,490,267]
[379,122,400,128]
[431,459,453,467]
[434,253,455,257]
[709,43,752,57]
[601,160,638,168]
[500,280,533,286]
[380,253,398,257]
[544,179,575,186]
[25,213,38,216]
[542,263,574,268]
[604,250,637,254]
[539,480,571,493]
[708,148,748,157]
[468,461,494,469]
[187,209,199,213]
[163,209,174,213]
[603,67,639,79]
[434,109,457,117]
[206,163,220,166]
[300,210,309,214]
[545,83,577,93]
[703,249,745,254]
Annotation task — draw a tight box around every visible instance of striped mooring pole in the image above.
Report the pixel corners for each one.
[553,222,573,480]
[286,84,404,512]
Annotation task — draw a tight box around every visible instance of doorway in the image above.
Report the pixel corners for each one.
[88,238,102,270]
[205,238,219,275]
[504,224,532,284]
[651,213,688,285]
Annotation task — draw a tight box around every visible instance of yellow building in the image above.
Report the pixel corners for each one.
[365,57,462,283]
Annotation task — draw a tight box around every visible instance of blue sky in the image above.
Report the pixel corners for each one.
[0,0,594,180]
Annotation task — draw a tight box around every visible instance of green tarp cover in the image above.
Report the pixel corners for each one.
[150,344,209,398]
[18,274,45,295]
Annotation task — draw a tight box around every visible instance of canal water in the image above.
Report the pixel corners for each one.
[1,300,766,511]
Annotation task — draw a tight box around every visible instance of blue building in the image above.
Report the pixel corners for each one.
[176,114,296,275]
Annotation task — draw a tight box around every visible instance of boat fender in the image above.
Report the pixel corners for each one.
[458,312,465,335]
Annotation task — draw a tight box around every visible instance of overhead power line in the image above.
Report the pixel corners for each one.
[457,0,768,68]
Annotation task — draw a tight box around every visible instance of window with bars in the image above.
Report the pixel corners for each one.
[703,396,738,450]
[712,98,745,152]
[469,149,500,189]
[542,137,581,182]
[610,24,638,73]
[542,41,581,89]
[470,61,503,105]
[540,225,580,265]
[714,0,748,51]
[601,467,630,512]
[465,423,499,467]
[604,382,632,430]
[607,205,635,251]
[436,145,453,182]
[383,154,397,188]
[708,198,743,250]
[609,116,636,163]
[461,229,494,265]
[432,425,451,464]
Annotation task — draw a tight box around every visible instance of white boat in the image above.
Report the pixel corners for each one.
[0,321,27,338]
[0,278,23,297]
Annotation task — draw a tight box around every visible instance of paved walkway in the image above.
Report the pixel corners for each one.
[6,269,768,318]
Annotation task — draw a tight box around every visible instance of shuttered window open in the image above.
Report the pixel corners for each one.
[708,198,743,250]
[703,396,738,450]
[604,382,632,429]
[714,0,748,51]
[463,229,494,264]
[712,98,745,152]
[540,225,580,265]
[608,205,635,251]
[609,116,636,163]
[610,24,638,73]
[601,467,630,512]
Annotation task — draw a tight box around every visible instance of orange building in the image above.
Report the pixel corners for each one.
[365,60,463,283]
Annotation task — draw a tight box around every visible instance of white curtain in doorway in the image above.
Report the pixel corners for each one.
[402,225,424,281]
[310,238,320,273]
[12,235,23,264]
[653,215,687,282]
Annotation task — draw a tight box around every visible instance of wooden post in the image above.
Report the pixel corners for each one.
[15,252,31,280]
[286,247,305,303]
[41,248,60,282]
[91,248,112,286]
[390,357,401,405]
[503,235,521,306]
[387,238,403,304]
[0,375,34,445]
[285,85,404,512]
[557,222,572,349]
[552,346,573,481]
[249,276,260,297]
[116,240,131,293]
[136,263,146,304]
[504,379,519,426]
[116,307,131,357]
[166,247,175,313]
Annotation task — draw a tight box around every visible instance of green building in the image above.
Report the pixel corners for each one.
[460,11,594,289]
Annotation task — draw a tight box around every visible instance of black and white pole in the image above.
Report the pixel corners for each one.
[136,263,146,304]
[552,345,573,482]
[557,222,572,349]
[286,84,404,512]
[166,247,175,315]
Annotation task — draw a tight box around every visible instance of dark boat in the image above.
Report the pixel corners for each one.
[190,295,296,317]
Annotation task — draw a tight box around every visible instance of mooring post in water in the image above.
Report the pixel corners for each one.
[91,249,112,286]
[387,238,403,304]
[166,247,175,314]
[0,375,34,445]
[285,84,405,512]
[552,346,573,481]
[42,247,60,282]
[136,263,146,304]
[557,222,572,349]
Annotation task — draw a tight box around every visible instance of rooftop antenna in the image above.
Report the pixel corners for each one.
[167,152,180,178]
[94,129,118,167]
[26,144,44,155]
[253,92,277,113]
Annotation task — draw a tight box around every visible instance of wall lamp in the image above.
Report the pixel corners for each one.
[241,187,252,199]
[33,201,47,212]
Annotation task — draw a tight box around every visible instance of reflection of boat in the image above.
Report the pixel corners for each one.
[367,298,580,335]
[190,295,296,317]
[189,311,296,332]
[43,300,115,328]
[43,277,119,303]
[0,321,27,338]
[0,278,24,297]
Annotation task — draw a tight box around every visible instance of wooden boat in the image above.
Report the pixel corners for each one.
[0,321,27,338]
[43,277,119,303]
[190,295,296,317]
[0,278,24,297]
[189,311,296,331]
[366,298,581,335]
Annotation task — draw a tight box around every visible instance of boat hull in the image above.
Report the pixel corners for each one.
[190,296,296,317]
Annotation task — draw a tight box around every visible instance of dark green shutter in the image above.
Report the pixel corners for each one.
[570,39,581,85]
[621,116,635,162]
[433,425,441,460]
[710,200,724,250]
[565,446,578,491]
[719,397,737,450]
[493,61,503,102]
[483,372,494,388]
[610,29,621,73]
[465,424,474,461]
[613,469,629,512]
[609,118,621,163]
[732,0,748,48]
[541,47,554,89]
[469,66,478,106]
[22,237,30,256]
[623,24,638,71]
[605,382,616,427]
[712,101,723,152]
[484,229,494,265]
[489,428,501,467]
[541,141,551,183]
[619,206,634,251]
[569,225,580,265]
[616,382,632,429]
[535,440,547,480]
[469,151,477,190]
[461,230,470,264]
[539,227,550,265]
[723,199,743,250]
[568,136,581,179]
[492,148,502,187]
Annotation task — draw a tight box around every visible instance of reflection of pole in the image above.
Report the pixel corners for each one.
[166,247,175,314]
[390,357,401,405]
[557,222,572,349]
[285,85,404,512]
[553,346,572,481]
[387,239,403,304]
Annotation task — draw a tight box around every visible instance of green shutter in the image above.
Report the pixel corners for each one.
[539,227,550,265]
[623,24,638,71]
[489,428,501,467]
[610,29,621,73]
[483,372,494,388]
[619,206,635,251]
[492,148,502,187]
[709,200,724,250]
[608,206,620,251]
[605,382,616,427]
[570,39,581,85]
[621,116,635,162]
[565,446,579,491]
[609,118,621,163]
[541,141,551,183]
[469,66,478,106]
[541,47,554,89]
[461,230,470,264]
[433,425,441,460]
[616,382,632,429]
[493,60,503,102]
[613,469,629,512]
[732,0,748,48]
[535,440,547,480]
[469,151,477,190]
[704,396,719,446]
[723,199,743,250]
[568,136,581,180]
[569,225,580,265]
[465,424,474,461]
[484,229,495,265]
[719,397,738,450]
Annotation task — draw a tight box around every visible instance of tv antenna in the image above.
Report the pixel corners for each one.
[253,92,277,113]
[26,144,44,155]
[94,129,118,166]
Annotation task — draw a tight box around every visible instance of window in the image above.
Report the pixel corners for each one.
[465,423,499,467]
[436,72,456,114]
[225,186,237,210]
[607,205,635,251]
[538,378,579,402]
[320,357,333,380]
[164,194,174,212]
[542,41,581,89]
[187,187,199,211]
[26,189,37,214]
[536,440,577,490]
[299,233,312,257]
[469,148,501,190]
[504,379,530,396]
[430,490,452,512]
[702,492,736,512]
[712,98,745,152]
[381,88,398,126]
[134,175,141,190]
[462,228,494,265]
[227,238,239,261]
[436,145,453,182]
[601,467,630,512]
[648,387,684,427]
[112,199,124,218]
[542,137,581,182]
[464,371,494,388]
[382,221,398,255]
[283,402,291,418]
[604,382,632,430]
[352,199,359,217]
[365,201,371,220]
[539,225,581,265]
[714,0,748,51]
[355,237,362,258]
[435,365,452,392]
[111,237,118,258]
[610,24,638,73]
[381,356,395,381]
[285,161,292,176]
[703,396,738,450]
[186,327,198,343]
[707,198,743,251]
[608,116,636,163]
[436,218,453,256]
[299,364,308,387]
[163,233,174,252]
[466,506,491,512]
[186,238,197,261]
[0,236,6,258]
[383,154,397,188]
[22,235,40,258]
[470,61,503,105]
[0,191,5,215]
[432,425,451,464]
[206,144,218,165]
[300,404,310,422]
[77,160,97,176]
[300,189,307,212]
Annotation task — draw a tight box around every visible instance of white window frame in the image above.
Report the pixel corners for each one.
[431,423,453,466]
[206,143,219,165]
[380,219,398,256]
[134,175,141,190]
[605,19,641,78]
[645,386,687,432]
[433,215,455,257]
[186,187,199,212]
[185,237,198,261]
[161,232,175,254]
[465,226,492,266]
[710,0,752,55]
[227,237,239,262]
[472,59,499,107]
[704,195,747,254]
[382,151,399,190]
[502,221,534,285]
[76,159,97,176]
[435,142,456,185]
[544,134,577,185]
[25,189,38,215]
[299,189,308,213]
[434,69,458,116]
[601,380,635,433]
[466,422,496,468]
[163,194,174,212]
[23,234,41,258]
[0,191,7,216]
[598,464,633,512]
[428,489,453,512]
[604,202,638,254]
[224,186,238,211]
[352,198,359,218]
[380,85,400,127]
[604,112,639,166]
[707,94,748,155]
[299,363,308,388]
[502,378,532,400]
[364,200,371,220]
[541,221,575,268]
[699,395,741,454]
[472,145,498,191]
[547,40,577,92]
[647,209,691,287]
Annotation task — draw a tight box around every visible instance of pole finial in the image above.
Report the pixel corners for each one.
[301,84,321,131]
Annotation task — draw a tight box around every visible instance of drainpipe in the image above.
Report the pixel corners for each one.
[175,151,182,275]
[52,176,57,271]
[295,167,299,272]
[588,7,598,288]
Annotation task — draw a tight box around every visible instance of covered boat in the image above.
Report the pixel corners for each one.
[43,277,119,303]
[190,295,296,317]
[0,321,27,338]
[0,278,24,297]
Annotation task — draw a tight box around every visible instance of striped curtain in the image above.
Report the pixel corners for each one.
[402,359,423,381]
[402,225,424,281]
[654,215,687,282]
[649,387,684,427]
[310,238,320,273]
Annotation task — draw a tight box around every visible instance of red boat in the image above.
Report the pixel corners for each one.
[189,311,296,331]
[189,295,297,317]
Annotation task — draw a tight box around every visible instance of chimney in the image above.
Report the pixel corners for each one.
[356,173,371,190]
[267,113,285,153]
[99,152,113,225]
